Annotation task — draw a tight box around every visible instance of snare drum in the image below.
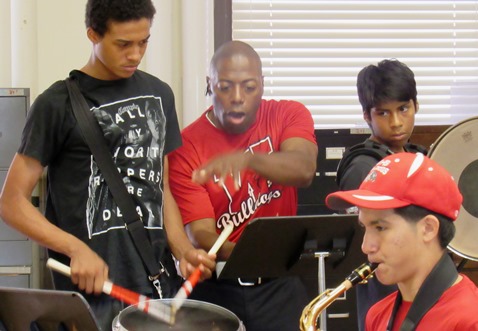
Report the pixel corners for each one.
[112,299,245,331]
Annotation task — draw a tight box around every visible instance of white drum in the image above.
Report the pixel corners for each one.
[112,299,246,331]
[428,116,478,261]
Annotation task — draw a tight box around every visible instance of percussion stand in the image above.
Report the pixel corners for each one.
[457,257,468,271]
[455,257,478,273]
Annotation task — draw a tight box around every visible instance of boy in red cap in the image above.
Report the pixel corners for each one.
[326,152,478,331]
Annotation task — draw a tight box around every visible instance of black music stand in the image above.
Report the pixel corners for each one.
[0,287,100,331]
[218,214,365,279]
[217,214,366,331]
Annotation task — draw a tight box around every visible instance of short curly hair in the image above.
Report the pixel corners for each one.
[85,0,156,36]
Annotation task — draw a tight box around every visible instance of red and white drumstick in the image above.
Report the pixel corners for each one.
[46,258,173,324]
[170,222,234,317]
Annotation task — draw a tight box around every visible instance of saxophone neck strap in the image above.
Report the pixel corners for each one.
[386,252,458,331]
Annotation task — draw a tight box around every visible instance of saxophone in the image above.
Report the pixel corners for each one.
[299,262,378,331]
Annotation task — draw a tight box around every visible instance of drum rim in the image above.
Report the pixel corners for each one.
[118,298,241,319]
[448,245,478,262]
[115,298,243,330]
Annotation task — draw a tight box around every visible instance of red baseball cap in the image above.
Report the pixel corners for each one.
[326,152,463,220]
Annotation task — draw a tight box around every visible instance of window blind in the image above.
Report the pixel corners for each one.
[232,0,478,128]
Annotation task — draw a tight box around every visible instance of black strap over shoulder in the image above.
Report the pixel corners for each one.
[404,142,428,156]
[386,253,458,331]
[336,139,428,186]
[65,77,162,282]
[336,140,393,186]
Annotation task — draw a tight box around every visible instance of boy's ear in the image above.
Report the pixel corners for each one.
[415,101,419,114]
[205,77,212,96]
[421,214,440,243]
[363,110,372,125]
[87,27,101,44]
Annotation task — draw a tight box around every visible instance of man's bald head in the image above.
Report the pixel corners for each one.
[209,40,263,78]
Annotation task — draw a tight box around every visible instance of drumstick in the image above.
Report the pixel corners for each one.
[46,258,173,325]
[170,222,234,318]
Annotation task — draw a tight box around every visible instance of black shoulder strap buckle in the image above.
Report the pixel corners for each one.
[405,142,428,156]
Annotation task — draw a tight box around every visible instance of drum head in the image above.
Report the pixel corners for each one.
[113,299,244,331]
[429,116,478,261]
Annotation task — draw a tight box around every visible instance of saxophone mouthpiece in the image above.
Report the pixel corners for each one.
[346,261,378,286]
[369,262,379,271]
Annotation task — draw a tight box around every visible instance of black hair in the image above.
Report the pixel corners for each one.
[357,59,417,115]
[394,205,455,249]
[85,0,156,37]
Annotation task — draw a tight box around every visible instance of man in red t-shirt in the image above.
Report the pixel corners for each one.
[326,152,478,330]
[169,40,318,331]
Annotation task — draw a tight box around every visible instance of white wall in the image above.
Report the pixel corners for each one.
[36,1,90,93]
[1,0,214,128]
[0,0,12,85]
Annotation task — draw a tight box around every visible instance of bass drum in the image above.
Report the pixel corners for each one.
[428,116,478,261]
[112,299,245,331]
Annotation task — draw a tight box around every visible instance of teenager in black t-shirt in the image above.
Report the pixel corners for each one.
[0,1,215,329]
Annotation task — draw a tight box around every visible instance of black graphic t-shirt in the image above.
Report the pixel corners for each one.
[19,70,181,296]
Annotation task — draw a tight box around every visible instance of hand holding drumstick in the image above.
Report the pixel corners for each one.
[47,222,234,325]
[170,222,234,319]
[47,258,174,324]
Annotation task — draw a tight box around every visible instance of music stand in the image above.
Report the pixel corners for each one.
[0,286,100,331]
[218,214,365,278]
[217,214,366,331]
